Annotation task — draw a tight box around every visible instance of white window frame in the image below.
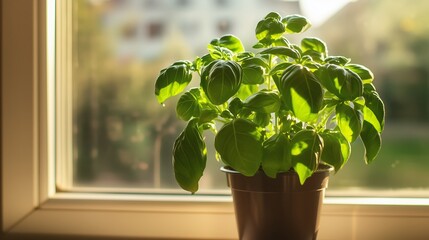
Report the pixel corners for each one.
[2,1,429,239]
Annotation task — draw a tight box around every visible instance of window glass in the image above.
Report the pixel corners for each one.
[70,0,429,194]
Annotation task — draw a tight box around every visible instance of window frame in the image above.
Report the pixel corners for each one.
[2,1,429,239]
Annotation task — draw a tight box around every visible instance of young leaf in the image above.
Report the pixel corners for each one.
[320,130,351,172]
[155,61,193,104]
[273,37,291,47]
[228,97,244,116]
[336,103,363,142]
[244,91,281,113]
[278,65,323,122]
[236,84,258,101]
[201,60,242,105]
[324,56,351,66]
[269,62,292,76]
[215,119,263,176]
[210,34,245,53]
[291,129,323,184]
[173,120,207,193]
[301,37,328,58]
[207,45,234,60]
[255,13,285,45]
[241,57,267,85]
[176,88,201,121]
[262,133,292,178]
[259,46,300,60]
[346,64,374,84]
[360,121,382,164]
[363,91,385,132]
[315,64,363,101]
[282,14,311,33]
[253,112,271,127]
[198,103,219,124]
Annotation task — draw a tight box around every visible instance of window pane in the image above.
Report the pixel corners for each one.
[69,0,429,195]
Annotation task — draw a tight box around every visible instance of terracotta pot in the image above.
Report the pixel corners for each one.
[222,165,333,240]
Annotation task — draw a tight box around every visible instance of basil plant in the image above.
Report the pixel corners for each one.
[155,12,385,193]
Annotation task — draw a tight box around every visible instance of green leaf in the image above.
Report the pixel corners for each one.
[228,97,244,116]
[273,37,291,47]
[155,61,193,104]
[269,62,292,76]
[176,88,201,121]
[360,121,382,164]
[265,12,282,21]
[363,91,385,132]
[201,60,242,105]
[173,120,207,193]
[241,57,267,85]
[255,13,285,45]
[194,54,215,72]
[207,45,234,60]
[236,84,258,101]
[320,130,350,172]
[262,133,292,178]
[260,46,300,60]
[253,112,271,127]
[244,91,281,113]
[282,14,311,33]
[210,34,245,53]
[198,103,219,124]
[364,83,377,93]
[291,129,323,184]
[278,65,324,122]
[315,64,363,101]
[236,51,255,62]
[301,37,328,58]
[325,56,351,66]
[215,119,263,176]
[336,103,363,142]
[346,64,374,84]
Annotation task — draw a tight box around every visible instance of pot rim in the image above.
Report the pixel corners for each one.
[220,163,334,176]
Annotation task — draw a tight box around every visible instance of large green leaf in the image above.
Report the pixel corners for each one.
[176,88,201,121]
[282,14,311,33]
[255,12,285,45]
[291,129,323,184]
[241,57,266,85]
[210,34,245,53]
[346,64,374,84]
[278,65,323,122]
[259,46,300,60]
[363,91,385,132]
[360,121,382,164]
[315,64,363,101]
[215,119,263,176]
[173,120,207,193]
[320,130,350,172]
[155,61,193,104]
[336,103,363,143]
[262,133,292,178]
[201,60,242,105]
[244,91,281,113]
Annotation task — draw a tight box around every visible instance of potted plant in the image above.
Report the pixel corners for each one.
[154,12,385,240]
